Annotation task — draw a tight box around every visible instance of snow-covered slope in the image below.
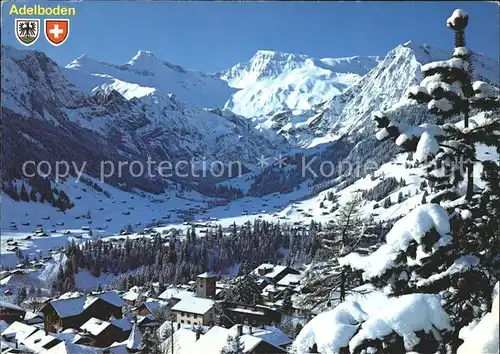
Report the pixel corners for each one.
[222,50,380,117]
[65,50,235,108]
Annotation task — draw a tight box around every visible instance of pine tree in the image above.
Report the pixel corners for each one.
[220,334,245,354]
[16,287,27,305]
[298,194,365,309]
[342,9,500,352]
[229,275,263,306]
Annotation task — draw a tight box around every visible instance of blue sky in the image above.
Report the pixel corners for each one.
[2,1,498,72]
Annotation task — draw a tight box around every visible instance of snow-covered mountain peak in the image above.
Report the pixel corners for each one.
[126,50,187,74]
[393,40,450,64]
[222,50,380,117]
[64,50,234,108]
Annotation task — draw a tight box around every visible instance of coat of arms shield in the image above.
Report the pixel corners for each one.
[15,19,40,46]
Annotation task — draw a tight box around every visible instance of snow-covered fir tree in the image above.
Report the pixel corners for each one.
[293,9,499,354]
[220,334,245,354]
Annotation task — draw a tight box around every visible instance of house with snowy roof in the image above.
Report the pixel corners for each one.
[40,291,125,333]
[276,273,302,288]
[0,301,26,324]
[182,325,287,354]
[1,321,38,343]
[262,284,287,303]
[44,340,103,354]
[252,264,299,285]
[19,329,61,352]
[227,324,292,349]
[170,297,215,326]
[134,299,168,318]
[121,286,145,306]
[158,286,195,305]
[160,327,199,354]
[222,302,281,327]
[80,317,128,347]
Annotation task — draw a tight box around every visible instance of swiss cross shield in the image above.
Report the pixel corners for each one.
[45,19,70,46]
[15,19,40,46]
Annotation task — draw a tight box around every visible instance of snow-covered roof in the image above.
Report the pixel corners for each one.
[158,286,195,301]
[46,291,125,318]
[277,273,301,287]
[80,317,113,336]
[182,326,232,354]
[157,320,209,338]
[225,306,265,316]
[122,292,140,302]
[44,340,102,354]
[171,297,214,315]
[263,284,286,294]
[126,323,142,351]
[94,291,126,308]
[110,317,133,332]
[0,300,26,312]
[20,330,60,352]
[197,272,218,279]
[228,324,292,347]
[1,321,38,342]
[185,325,284,354]
[24,311,43,321]
[46,295,89,318]
[161,328,198,354]
[252,263,296,280]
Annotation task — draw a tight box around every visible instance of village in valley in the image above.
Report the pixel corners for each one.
[1,260,312,353]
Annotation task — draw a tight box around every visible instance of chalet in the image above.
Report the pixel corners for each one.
[134,300,167,317]
[171,297,214,326]
[223,302,281,327]
[0,301,26,324]
[121,286,142,306]
[41,291,125,333]
[276,273,301,288]
[262,284,286,303]
[228,324,292,349]
[185,325,287,354]
[252,264,299,285]
[80,317,128,347]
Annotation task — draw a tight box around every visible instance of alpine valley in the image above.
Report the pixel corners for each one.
[1,39,499,267]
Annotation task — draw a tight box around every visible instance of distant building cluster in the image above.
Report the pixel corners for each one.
[1,262,310,353]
